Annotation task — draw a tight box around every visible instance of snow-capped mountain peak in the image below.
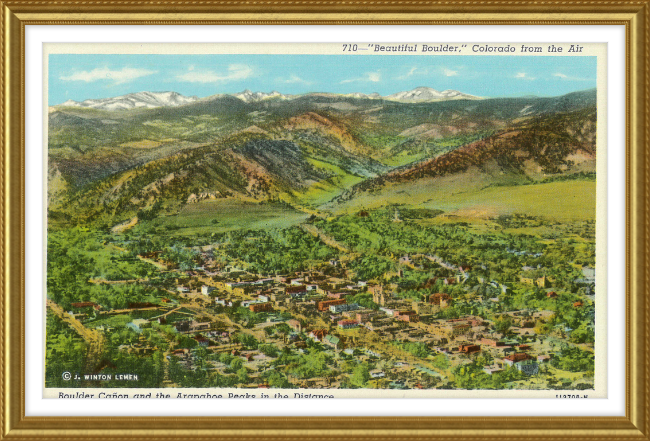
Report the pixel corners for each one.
[385,87,479,102]
[56,86,480,111]
[232,90,290,103]
[57,91,199,111]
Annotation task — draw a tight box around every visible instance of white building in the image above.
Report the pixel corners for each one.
[330,303,361,314]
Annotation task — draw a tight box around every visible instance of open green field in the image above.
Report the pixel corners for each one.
[422,181,596,222]
[86,314,132,329]
[135,199,310,235]
[329,178,596,223]
[289,158,365,207]
[380,152,426,167]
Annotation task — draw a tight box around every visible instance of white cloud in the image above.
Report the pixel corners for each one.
[341,71,381,84]
[397,67,428,80]
[515,72,536,80]
[398,66,459,80]
[367,72,381,82]
[282,74,313,85]
[442,68,458,77]
[176,64,253,83]
[404,67,419,77]
[553,72,591,81]
[60,67,156,84]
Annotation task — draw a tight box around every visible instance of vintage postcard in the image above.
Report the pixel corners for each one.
[43,42,605,399]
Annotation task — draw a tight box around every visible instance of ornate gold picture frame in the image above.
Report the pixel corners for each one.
[2,1,648,439]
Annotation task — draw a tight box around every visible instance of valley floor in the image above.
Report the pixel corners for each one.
[45,202,596,392]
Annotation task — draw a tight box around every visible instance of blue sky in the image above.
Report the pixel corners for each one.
[48,54,596,105]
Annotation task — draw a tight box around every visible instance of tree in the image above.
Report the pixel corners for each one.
[230,357,244,372]
[259,344,279,357]
[494,316,513,337]
[152,350,164,381]
[569,322,595,344]
[194,347,208,369]
[551,346,594,373]
[432,354,451,371]
[236,367,250,384]
[219,353,234,365]
[264,370,293,388]
[351,364,370,387]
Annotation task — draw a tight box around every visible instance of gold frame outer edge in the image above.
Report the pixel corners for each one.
[1,2,647,440]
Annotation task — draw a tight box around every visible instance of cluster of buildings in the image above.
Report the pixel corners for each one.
[167,264,569,382]
[68,243,595,389]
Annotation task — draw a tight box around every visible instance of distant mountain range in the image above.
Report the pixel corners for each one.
[56,87,482,110]
[47,87,597,228]
[59,91,200,111]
